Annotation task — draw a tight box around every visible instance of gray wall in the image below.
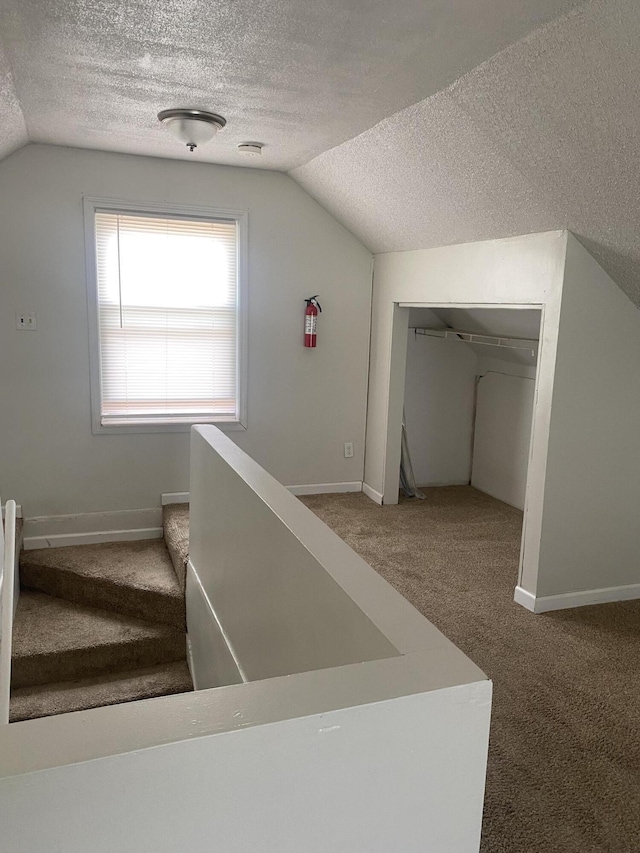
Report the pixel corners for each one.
[403,332,477,486]
[472,356,537,510]
[0,145,372,516]
[537,235,640,597]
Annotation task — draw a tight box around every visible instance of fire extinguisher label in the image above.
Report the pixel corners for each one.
[305,315,317,335]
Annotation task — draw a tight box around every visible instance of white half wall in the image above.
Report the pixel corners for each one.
[0,144,372,517]
[188,427,398,684]
[0,423,492,853]
[535,234,640,598]
[404,331,477,486]
[471,370,535,510]
[0,672,491,853]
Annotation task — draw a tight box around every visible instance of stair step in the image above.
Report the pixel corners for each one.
[20,539,184,628]
[11,591,186,688]
[10,661,193,722]
[163,504,189,590]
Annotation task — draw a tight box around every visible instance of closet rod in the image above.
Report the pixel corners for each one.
[410,327,538,355]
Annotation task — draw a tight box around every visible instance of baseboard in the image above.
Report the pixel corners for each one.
[514,583,640,613]
[164,483,364,503]
[287,482,362,496]
[362,483,383,505]
[22,507,163,550]
[513,586,537,612]
[417,480,470,488]
[161,492,190,506]
[24,528,163,550]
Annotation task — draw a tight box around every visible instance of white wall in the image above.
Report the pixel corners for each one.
[0,145,372,517]
[366,231,567,605]
[534,234,640,600]
[471,353,537,511]
[471,369,535,510]
[404,332,477,486]
[476,355,537,382]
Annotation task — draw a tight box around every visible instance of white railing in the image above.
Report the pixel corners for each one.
[0,499,17,724]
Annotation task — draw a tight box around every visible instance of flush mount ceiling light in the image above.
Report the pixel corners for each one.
[157,108,227,152]
[237,143,263,156]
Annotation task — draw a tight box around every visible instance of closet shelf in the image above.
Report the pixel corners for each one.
[411,327,538,355]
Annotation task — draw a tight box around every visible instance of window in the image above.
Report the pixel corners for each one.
[84,199,247,433]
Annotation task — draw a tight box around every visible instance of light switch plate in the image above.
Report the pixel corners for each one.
[16,312,37,331]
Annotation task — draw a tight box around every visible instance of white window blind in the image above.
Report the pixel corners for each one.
[93,210,240,426]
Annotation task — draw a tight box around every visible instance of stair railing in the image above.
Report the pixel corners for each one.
[0,499,17,724]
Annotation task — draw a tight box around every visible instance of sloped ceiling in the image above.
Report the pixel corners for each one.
[2,0,639,304]
[0,33,26,159]
[0,0,581,170]
[293,0,640,306]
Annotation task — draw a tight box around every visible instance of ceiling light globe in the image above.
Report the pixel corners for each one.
[158,109,226,152]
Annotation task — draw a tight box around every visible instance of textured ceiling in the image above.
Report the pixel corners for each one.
[0,0,581,170]
[3,0,639,305]
[293,0,640,305]
[0,32,26,159]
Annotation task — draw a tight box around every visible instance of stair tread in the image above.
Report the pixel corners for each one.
[12,591,182,660]
[19,538,185,628]
[10,661,193,722]
[20,538,181,599]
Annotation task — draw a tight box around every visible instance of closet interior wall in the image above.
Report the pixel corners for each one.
[403,308,542,510]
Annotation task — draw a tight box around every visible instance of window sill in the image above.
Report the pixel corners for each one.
[91,419,247,436]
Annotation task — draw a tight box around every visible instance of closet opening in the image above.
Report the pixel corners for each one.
[400,304,542,589]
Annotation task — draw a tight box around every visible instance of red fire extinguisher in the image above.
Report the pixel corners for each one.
[304,296,322,348]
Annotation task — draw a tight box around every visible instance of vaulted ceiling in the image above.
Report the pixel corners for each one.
[2,0,639,304]
[294,0,640,305]
[0,0,581,168]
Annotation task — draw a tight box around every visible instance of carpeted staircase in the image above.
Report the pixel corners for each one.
[10,511,193,723]
[163,503,189,589]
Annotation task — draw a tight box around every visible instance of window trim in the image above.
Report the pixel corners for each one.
[83,196,248,435]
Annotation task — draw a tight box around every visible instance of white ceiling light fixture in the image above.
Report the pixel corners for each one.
[157,108,227,152]
[237,143,263,156]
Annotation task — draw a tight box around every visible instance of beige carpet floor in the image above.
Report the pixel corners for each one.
[301,487,640,853]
